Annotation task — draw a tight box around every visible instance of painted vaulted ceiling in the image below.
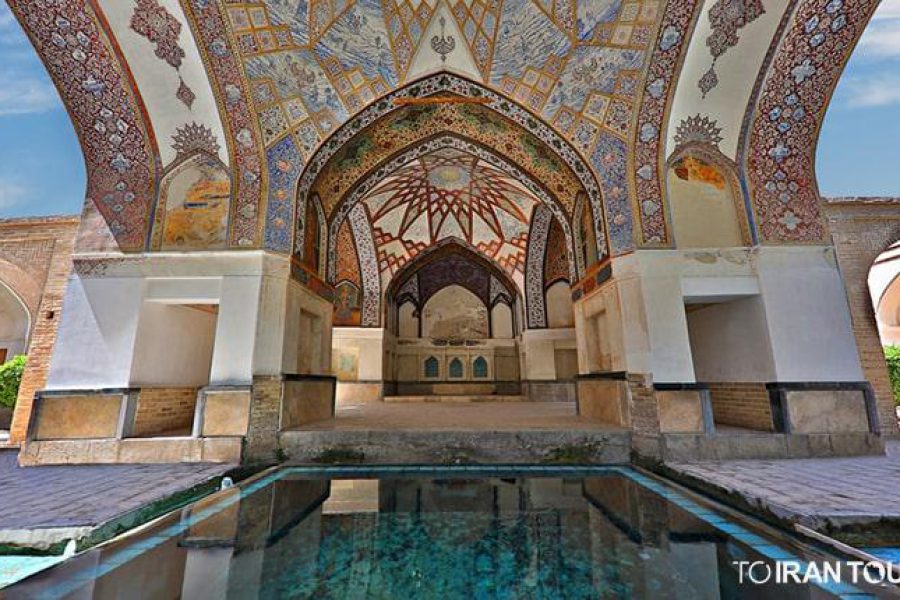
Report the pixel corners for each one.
[7,0,878,254]
[362,146,537,279]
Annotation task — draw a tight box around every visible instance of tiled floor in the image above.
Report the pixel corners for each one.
[668,441,900,527]
[299,401,623,431]
[0,450,231,530]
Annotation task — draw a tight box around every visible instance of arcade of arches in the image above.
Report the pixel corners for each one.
[1,0,895,466]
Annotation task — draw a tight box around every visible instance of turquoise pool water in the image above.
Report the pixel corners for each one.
[4,466,896,599]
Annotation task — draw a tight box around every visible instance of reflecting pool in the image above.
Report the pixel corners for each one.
[4,466,896,599]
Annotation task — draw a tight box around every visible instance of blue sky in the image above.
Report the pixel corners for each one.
[817,0,900,197]
[0,1,897,218]
[0,3,84,218]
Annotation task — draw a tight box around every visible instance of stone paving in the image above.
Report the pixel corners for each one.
[0,450,231,531]
[667,440,900,529]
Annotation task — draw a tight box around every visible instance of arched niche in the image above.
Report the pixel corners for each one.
[398,301,418,338]
[490,303,514,339]
[526,207,574,329]
[334,280,362,327]
[0,282,31,361]
[473,356,489,379]
[448,357,465,379]
[300,192,326,274]
[575,192,599,277]
[423,356,440,379]
[154,152,231,250]
[384,240,522,340]
[294,73,609,252]
[546,280,575,329]
[665,145,750,249]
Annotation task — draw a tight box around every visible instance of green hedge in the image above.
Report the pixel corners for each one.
[885,345,900,406]
[0,355,26,409]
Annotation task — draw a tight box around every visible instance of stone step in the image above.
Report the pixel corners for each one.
[383,395,526,403]
[280,428,630,464]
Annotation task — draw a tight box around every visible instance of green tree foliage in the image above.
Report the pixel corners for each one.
[884,345,900,406]
[0,355,26,409]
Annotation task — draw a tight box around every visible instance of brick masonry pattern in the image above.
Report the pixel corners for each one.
[0,217,79,443]
[707,382,773,431]
[824,199,900,437]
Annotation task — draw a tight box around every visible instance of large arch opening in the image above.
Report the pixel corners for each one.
[294,80,601,423]
[0,281,31,364]
[868,239,900,428]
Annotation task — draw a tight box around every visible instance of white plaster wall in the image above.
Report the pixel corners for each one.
[574,277,631,374]
[686,296,775,381]
[212,276,261,383]
[870,252,900,345]
[332,327,389,381]
[666,0,790,158]
[48,252,271,390]
[130,303,216,386]
[630,253,696,382]
[521,328,576,381]
[546,281,574,328]
[491,303,513,339]
[48,275,145,389]
[96,0,229,167]
[578,247,862,385]
[756,247,864,381]
[286,284,333,375]
[869,247,899,307]
[398,302,418,338]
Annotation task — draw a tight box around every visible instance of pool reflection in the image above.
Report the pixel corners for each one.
[4,471,889,599]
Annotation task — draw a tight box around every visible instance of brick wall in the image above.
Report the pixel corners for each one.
[707,382,773,431]
[1,216,79,442]
[132,387,198,437]
[823,198,900,437]
[245,376,282,463]
[627,373,661,460]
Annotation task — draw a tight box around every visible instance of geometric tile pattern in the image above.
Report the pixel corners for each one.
[525,204,553,328]
[631,0,703,246]
[362,147,536,277]
[238,1,640,255]
[182,0,266,247]
[13,0,882,255]
[324,134,579,286]
[745,0,877,243]
[544,215,569,286]
[7,0,158,251]
[348,202,381,326]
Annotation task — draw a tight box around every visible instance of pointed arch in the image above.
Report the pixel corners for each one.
[295,73,610,266]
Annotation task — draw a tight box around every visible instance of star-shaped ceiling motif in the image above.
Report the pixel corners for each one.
[362,147,540,275]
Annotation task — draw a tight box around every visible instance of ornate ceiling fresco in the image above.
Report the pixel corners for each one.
[361,147,537,277]
[6,0,880,253]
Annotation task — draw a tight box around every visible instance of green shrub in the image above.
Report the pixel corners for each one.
[0,355,26,409]
[884,345,900,406]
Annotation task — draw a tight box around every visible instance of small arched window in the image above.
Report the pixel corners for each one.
[473,356,488,378]
[448,357,463,378]
[424,356,439,378]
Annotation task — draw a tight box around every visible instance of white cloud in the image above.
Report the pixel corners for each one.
[0,180,26,212]
[0,69,60,116]
[0,4,61,116]
[858,19,900,58]
[841,73,900,108]
[872,0,900,20]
